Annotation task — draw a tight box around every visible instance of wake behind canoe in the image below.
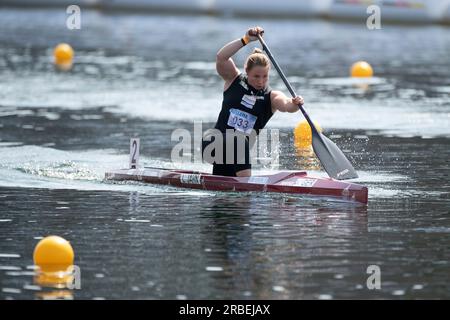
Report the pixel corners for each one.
[105,167,368,205]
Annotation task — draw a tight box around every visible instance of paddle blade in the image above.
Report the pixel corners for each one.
[312,132,358,180]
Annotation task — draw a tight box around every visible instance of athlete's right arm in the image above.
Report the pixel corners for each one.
[216,39,242,84]
[216,27,264,87]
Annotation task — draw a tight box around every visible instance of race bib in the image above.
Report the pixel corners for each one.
[227,108,257,134]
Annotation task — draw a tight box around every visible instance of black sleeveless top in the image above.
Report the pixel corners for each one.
[214,73,273,135]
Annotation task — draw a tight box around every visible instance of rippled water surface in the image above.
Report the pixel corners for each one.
[1,8,449,299]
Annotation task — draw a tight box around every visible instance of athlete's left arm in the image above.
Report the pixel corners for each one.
[270,91,304,113]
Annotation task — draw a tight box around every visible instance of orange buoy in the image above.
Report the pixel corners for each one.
[350,61,373,77]
[33,236,74,272]
[294,120,322,149]
[54,43,73,63]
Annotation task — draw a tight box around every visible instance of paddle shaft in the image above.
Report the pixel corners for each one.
[257,34,319,135]
[256,34,358,180]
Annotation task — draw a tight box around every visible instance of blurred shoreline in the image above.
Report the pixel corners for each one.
[1,0,449,25]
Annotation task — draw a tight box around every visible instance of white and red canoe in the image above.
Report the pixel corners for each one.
[105,167,368,205]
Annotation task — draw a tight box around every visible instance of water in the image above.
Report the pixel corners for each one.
[0,8,449,299]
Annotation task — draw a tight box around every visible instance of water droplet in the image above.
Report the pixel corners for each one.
[206,266,223,272]
[272,286,285,292]
[392,290,405,296]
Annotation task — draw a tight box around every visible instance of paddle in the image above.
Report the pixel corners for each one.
[257,34,358,180]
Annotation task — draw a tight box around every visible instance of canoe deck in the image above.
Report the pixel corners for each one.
[105,167,368,204]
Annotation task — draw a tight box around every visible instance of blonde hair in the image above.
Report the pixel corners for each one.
[245,48,270,72]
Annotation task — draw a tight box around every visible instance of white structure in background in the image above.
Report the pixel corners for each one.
[102,0,214,13]
[0,0,101,7]
[328,0,450,24]
[1,0,449,24]
[440,0,450,23]
[442,5,450,24]
[213,0,332,17]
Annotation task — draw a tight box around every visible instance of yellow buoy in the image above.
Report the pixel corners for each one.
[33,236,74,272]
[53,43,74,65]
[350,61,373,77]
[294,120,322,149]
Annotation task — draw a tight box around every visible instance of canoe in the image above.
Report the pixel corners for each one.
[105,167,368,204]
